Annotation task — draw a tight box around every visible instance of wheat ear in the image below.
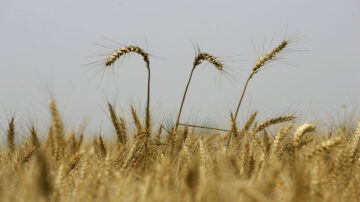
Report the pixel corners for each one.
[175,52,223,131]
[131,105,144,133]
[105,45,151,138]
[108,103,126,145]
[50,100,64,161]
[272,125,294,153]
[346,120,360,163]
[7,117,15,153]
[238,111,258,139]
[252,115,295,135]
[293,124,316,148]
[30,125,40,148]
[308,137,342,158]
[98,136,107,157]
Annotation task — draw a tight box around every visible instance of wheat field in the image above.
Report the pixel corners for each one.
[1,40,359,202]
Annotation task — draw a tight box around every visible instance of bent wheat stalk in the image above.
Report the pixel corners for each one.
[105,45,151,137]
[179,123,229,132]
[175,52,223,131]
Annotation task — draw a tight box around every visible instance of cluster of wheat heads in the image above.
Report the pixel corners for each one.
[99,39,289,135]
[1,39,360,202]
[1,102,360,201]
[175,39,291,135]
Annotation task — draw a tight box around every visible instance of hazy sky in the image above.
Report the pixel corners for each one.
[0,0,359,133]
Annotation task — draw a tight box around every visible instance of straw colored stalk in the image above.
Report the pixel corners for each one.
[233,40,288,123]
[175,52,223,131]
[105,46,151,137]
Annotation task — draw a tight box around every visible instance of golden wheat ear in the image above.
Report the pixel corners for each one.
[175,51,224,131]
[7,117,15,153]
[105,45,151,138]
[107,103,126,145]
[193,53,223,70]
[293,124,316,148]
[307,137,342,158]
[30,125,40,148]
[105,45,150,68]
[252,40,288,73]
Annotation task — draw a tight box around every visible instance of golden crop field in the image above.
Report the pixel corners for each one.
[1,39,359,202]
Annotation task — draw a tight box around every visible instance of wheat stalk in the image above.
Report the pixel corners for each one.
[175,52,223,131]
[105,45,151,138]
[179,123,229,132]
[233,40,288,123]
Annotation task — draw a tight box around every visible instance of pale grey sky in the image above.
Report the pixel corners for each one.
[0,0,359,133]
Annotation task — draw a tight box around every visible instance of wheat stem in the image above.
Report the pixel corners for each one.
[106,45,151,138]
[179,123,229,132]
[233,40,288,123]
[233,74,254,123]
[175,52,223,131]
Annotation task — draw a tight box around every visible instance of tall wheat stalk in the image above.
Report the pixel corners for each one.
[105,45,151,137]
[175,52,223,131]
[233,40,288,123]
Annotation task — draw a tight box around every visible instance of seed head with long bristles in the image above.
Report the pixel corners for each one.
[252,40,288,74]
[7,117,15,153]
[193,53,223,70]
[293,124,316,148]
[252,115,296,135]
[308,137,342,158]
[107,103,126,145]
[30,125,40,148]
[238,111,258,139]
[105,45,150,68]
